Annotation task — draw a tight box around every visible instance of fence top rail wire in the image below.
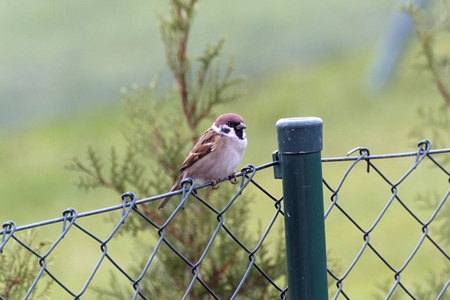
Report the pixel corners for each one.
[2,147,449,236]
[1,143,449,299]
[0,161,277,236]
[322,148,450,162]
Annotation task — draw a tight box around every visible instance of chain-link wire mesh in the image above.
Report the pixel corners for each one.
[323,140,450,299]
[0,140,449,299]
[0,163,286,300]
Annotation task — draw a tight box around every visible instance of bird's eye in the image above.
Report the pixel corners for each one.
[227,121,234,127]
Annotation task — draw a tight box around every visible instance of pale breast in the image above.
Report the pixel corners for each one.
[189,135,247,183]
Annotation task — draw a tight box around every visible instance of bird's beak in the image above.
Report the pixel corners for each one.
[236,122,246,130]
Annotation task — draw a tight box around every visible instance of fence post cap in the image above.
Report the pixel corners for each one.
[276,117,323,154]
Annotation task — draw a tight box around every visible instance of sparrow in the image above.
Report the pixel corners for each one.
[158,113,247,209]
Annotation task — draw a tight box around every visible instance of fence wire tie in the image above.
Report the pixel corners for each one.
[346,147,370,173]
[181,177,195,210]
[416,139,432,164]
[0,221,16,253]
[121,191,137,223]
[62,208,77,234]
[240,164,256,188]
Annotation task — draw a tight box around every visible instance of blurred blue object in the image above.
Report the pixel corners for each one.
[368,0,428,92]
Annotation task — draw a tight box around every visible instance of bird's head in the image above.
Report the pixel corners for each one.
[213,113,247,140]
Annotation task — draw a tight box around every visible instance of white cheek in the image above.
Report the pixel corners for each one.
[212,124,221,133]
[223,125,233,136]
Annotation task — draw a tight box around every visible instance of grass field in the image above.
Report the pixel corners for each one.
[1,1,448,299]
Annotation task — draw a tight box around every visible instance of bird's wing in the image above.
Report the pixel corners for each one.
[179,128,219,173]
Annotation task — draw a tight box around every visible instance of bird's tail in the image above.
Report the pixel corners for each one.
[158,177,182,209]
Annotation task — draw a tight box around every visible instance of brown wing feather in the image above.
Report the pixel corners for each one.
[179,128,218,173]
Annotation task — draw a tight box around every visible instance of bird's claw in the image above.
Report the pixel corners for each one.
[210,179,220,190]
[228,172,238,184]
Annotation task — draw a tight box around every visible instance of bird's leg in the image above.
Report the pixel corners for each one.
[228,172,238,184]
[210,179,220,190]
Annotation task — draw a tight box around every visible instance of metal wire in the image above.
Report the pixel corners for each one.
[323,140,450,299]
[0,141,449,299]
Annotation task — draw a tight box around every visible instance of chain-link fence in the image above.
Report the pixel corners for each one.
[1,119,449,299]
[0,162,285,300]
[323,140,450,299]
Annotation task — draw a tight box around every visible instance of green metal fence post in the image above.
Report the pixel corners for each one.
[275,117,328,299]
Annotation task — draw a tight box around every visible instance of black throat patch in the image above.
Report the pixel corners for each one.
[235,129,244,140]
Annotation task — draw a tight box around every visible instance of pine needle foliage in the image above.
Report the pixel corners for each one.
[0,230,53,300]
[67,1,286,298]
[159,0,244,144]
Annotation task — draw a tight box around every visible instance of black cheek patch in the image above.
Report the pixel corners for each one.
[222,127,231,134]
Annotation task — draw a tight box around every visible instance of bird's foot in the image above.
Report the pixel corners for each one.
[228,172,238,184]
[210,179,220,190]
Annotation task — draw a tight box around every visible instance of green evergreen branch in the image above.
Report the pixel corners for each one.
[68,1,283,298]
[67,147,126,194]
[0,231,53,299]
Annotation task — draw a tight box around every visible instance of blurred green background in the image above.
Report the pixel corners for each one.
[0,0,447,299]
